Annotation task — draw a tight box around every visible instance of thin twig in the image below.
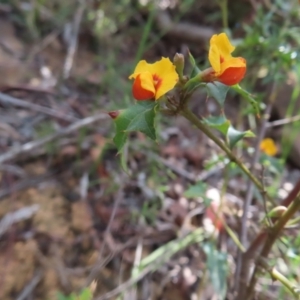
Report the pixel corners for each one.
[0,204,39,237]
[95,228,204,300]
[126,237,143,300]
[154,10,215,43]
[0,92,78,122]
[63,1,85,79]
[84,187,124,288]
[246,192,300,299]
[148,151,224,182]
[235,83,277,295]
[0,113,107,164]
[0,164,26,177]
[26,29,61,63]
[94,262,155,300]
[0,172,56,199]
[258,257,300,298]
[266,114,300,127]
[16,270,43,300]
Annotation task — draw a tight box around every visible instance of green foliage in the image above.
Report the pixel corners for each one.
[184,182,212,206]
[203,116,255,148]
[184,181,207,198]
[35,122,58,154]
[203,242,228,300]
[203,115,230,135]
[188,51,202,77]
[206,82,230,108]
[57,288,92,300]
[231,84,260,116]
[226,126,255,149]
[112,101,158,153]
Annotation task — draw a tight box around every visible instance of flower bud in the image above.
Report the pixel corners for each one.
[267,206,287,219]
[173,53,185,79]
[108,110,119,119]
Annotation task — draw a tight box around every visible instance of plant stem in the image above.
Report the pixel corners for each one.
[235,83,278,292]
[217,0,228,29]
[245,192,300,300]
[269,266,300,298]
[180,107,271,201]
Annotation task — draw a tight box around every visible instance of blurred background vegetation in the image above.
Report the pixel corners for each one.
[0,0,300,299]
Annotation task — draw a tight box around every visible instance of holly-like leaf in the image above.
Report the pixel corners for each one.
[112,101,157,152]
[203,115,230,135]
[203,242,228,300]
[226,126,255,149]
[126,101,157,140]
[188,51,201,77]
[206,82,230,108]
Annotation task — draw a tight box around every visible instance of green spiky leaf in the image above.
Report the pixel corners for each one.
[112,101,157,152]
[206,82,230,108]
[110,101,158,172]
[203,115,230,135]
[226,126,255,149]
[125,101,157,140]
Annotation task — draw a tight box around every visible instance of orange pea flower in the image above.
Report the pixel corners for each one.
[208,33,246,86]
[129,57,179,101]
[260,138,277,156]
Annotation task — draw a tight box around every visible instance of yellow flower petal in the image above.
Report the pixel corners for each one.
[211,33,235,59]
[139,72,155,93]
[129,60,148,79]
[209,43,221,74]
[151,57,178,99]
[207,33,247,86]
[220,57,246,73]
[129,57,178,100]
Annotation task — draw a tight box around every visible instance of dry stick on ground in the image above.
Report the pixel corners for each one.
[0,204,40,237]
[26,29,61,63]
[0,113,107,164]
[0,92,78,122]
[94,262,156,300]
[154,10,215,43]
[16,269,44,300]
[148,151,224,183]
[266,114,300,127]
[63,1,85,79]
[94,229,204,300]
[235,84,278,293]
[84,187,125,288]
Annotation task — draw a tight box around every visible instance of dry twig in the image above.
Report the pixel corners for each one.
[63,1,86,79]
[0,204,39,237]
[155,11,215,43]
[0,92,78,122]
[84,187,125,288]
[0,113,107,164]
[16,270,43,300]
